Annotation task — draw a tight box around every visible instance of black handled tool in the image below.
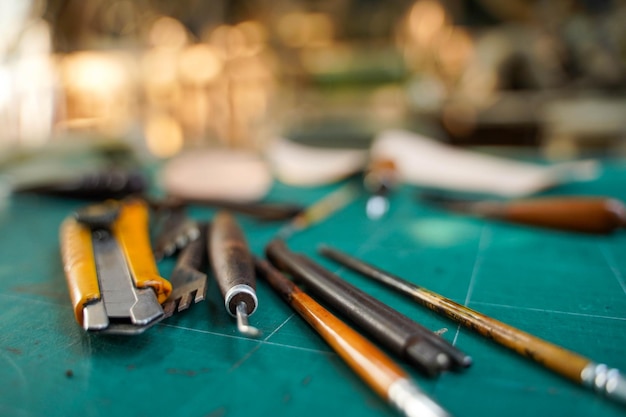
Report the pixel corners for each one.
[265,239,471,377]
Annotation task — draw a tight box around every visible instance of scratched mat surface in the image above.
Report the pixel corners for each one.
[1,160,626,417]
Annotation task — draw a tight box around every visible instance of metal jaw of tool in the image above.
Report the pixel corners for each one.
[83,228,164,334]
[60,200,172,335]
[152,205,201,261]
[162,223,208,319]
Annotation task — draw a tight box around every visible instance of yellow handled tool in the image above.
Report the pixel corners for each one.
[60,199,172,335]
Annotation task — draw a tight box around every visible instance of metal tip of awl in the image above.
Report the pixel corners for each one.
[236,302,261,338]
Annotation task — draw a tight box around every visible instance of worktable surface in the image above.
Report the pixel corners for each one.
[2,159,626,417]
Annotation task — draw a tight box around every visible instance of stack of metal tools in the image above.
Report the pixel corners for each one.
[57,187,626,417]
[59,198,262,336]
[57,193,461,417]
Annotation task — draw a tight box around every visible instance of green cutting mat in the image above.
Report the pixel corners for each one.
[1,162,626,417]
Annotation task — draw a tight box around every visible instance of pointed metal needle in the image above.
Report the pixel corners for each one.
[236,302,261,337]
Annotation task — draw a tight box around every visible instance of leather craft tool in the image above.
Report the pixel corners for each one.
[255,257,451,417]
[209,211,260,337]
[151,204,200,261]
[60,199,172,335]
[420,193,626,234]
[16,169,147,200]
[276,182,360,240]
[319,245,626,406]
[149,195,303,222]
[162,223,208,319]
[265,239,471,377]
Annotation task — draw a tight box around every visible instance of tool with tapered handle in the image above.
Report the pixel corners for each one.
[319,245,626,406]
[420,194,626,234]
[209,211,260,337]
[255,257,451,417]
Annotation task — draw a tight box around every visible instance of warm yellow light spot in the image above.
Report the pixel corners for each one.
[142,47,179,87]
[227,55,272,82]
[436,27,474,80]
[408,0,447,46]
[144,113,184,157]
[149,16,188,49]
[209,25,247,59]
[178,44,223,85]
[277,12,334,48]
[61,51,129,95]
[232,83,268,119]
[236,21,268,55]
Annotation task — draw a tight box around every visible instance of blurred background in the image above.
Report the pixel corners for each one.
[1,0,625,160]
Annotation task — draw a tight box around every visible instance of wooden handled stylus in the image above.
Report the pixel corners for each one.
[254,257,450,417]
[318,245,626,407]
[421,194,626,234]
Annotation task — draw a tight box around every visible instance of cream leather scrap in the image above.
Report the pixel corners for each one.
[160,149,273,202]
[265,137,369,186]
[371,129,599,197]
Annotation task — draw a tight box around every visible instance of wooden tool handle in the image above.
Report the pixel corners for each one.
[210,211,256,315]
[496,197,626,234]
[255,257,450,417]
[255,258,406,397]
[318,246,591,381]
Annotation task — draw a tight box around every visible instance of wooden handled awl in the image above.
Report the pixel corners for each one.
[319,245,626,407]
[255,257,451,417]
[421,194,626,234]
[209,211,260,337]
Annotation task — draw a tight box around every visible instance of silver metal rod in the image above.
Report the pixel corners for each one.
[236,301,261,337]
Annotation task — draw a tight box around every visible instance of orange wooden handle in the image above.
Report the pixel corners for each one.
[476,197,626,234]
[255,257,406,398]
[414,287,590,382]
[291,288,406,398]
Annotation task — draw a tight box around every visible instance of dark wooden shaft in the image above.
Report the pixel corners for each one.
[265,239,469,377]
[318,245,591,383]
[254,257,450,417]
[294,254,470,370]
